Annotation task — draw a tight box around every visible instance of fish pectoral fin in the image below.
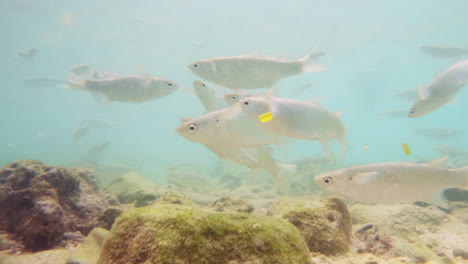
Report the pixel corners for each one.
[355,171,379,185]
[91,91,111,106]
[307,96,323,105]
[417,85,428,100]
[428,156,449,168]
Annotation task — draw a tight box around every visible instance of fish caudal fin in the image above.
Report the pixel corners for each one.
[63,73,86,90]
[299,52,327,74]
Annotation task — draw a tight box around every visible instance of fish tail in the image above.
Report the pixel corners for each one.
[298,50,327,74]
[63,73,86,90]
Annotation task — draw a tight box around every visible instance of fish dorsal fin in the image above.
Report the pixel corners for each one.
[307,96,323,105]
[136,65,153,88]
[428,156,448,168]
[334,110,345,118]
[355,171,379,185]
[417,86,428,100]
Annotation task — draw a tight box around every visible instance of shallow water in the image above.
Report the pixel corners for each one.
[1,0,468,263]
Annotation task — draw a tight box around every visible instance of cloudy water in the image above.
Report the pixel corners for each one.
[1,0,468,263]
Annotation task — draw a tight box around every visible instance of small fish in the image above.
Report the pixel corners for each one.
[73,126,90,142]
[314,157,468,205]
[64,73,179,104]
[402,143,411,155]
[408,60,468,118]
[24,77,65,87]
[238,97,346,158]
[420,45,468,59]
[93,71,123,79]
[434,145,468,158]
[87,142,111,156]
[416,128,463,139]
[378,109,408,119]
[176,105,282,149]
[71,64,90,75]
[18,48,38,59]
[188,52,326,90]
[192,81,225,112]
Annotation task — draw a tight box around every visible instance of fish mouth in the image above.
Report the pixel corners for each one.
[176,125,184,135]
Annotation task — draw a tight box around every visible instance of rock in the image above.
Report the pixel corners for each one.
[97,205,311,264]
[153,191,195,206]
[453,248,468,259]
[354,224,393,255]
[354,253,388,264]
[134,193,157,208]
[95,207,123,230]
[268,197,352,255]
[387,256,415,264]
[0,160,109,251]
[104,172,159,204]
[67,228,110,264]
[103,193,120,206]
[211,196,254,213]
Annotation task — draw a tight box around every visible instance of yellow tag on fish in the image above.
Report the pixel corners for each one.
[402,143,411,155]
[258,112,273,123]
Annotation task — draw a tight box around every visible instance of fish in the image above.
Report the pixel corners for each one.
[18,48,38,59]
[416,128,463,139]
[408,60,468,118]
[238,96,346,158]
[188,52,326,90]
[192,81,225,112]
[71,64,90,75]
[92,71,123,79]
[314,157,468,205]
[87,142,110,156]
[420,45,468,59]
[64,73,179,104]
[24,77,65,87]
[378,109,408,119]
[434,145,468,158]
[73,126,90,142]
[176,104,282,149]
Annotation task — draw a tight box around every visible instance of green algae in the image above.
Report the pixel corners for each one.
[98,204,311,264]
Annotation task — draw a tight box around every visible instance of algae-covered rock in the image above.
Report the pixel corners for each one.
[0,160,109,251]
[67,227,110,264]
[98,205,311,264]
[104,172,159,204]
[95,207,123,230]
[211,196,254,213]
[153,191,195,206]
[268,197,352,255]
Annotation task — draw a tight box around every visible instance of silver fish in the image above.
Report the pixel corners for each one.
[188,53,326,90]
[420,45,468,59]
[64,73,179,103]
[193,81,225,112]
[434,145,468,158]
[416,128,463,139]
[315,157,468,205]
[408,60,468,118]
[71,64,90,75]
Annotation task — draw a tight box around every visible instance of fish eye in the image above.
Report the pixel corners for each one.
[323,177,332,185]
[202,83,206,87]
[193,63,199,68]
[187,124,197,133]
[243,99,250,106]
[409,109,415,115]
[231,95,238,100]
[167,82,173,87]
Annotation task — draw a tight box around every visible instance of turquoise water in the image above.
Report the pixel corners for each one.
[1,0,468,181]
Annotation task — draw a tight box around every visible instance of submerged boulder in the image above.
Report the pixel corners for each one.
[104,172,159,204]
[0,160,109,251]
[67,227,110,264]
[211,196,255,213]
[268,197,352,255]
[98,205,311,264]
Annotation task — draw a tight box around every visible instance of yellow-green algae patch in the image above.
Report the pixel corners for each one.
[97,204,311,264]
